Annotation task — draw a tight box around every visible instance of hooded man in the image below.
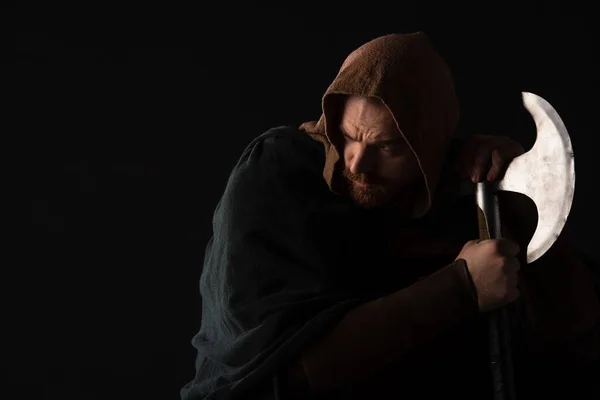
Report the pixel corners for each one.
[181,32,600,399]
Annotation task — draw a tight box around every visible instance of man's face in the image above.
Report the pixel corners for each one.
[338,95,422,209]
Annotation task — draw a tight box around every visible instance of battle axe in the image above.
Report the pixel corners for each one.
[474,92,576,400]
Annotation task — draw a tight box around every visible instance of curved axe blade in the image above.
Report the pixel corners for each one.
[497,92,576,264]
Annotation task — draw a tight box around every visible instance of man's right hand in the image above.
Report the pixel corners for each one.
[456,238,521,312]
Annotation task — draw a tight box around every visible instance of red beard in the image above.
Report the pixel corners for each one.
[342,169,393,209]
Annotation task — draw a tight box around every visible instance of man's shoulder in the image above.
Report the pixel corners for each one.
[252,125,324,153]
[238,125,325,174]
[219,125,330,212]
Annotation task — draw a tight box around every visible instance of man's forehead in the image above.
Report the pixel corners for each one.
[343,95,385,110]
[344,95,395,119]
[341,110,400,139]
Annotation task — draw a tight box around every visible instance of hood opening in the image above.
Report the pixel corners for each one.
[300,31,460,219]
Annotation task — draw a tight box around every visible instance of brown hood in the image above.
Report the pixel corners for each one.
[300,32,460,218]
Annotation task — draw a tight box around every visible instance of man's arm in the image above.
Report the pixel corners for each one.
[282,259,479,394]
[280,134,527,395]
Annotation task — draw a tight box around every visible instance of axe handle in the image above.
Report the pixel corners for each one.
[476,182,518,400]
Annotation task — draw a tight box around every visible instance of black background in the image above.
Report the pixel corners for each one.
[10,3,600,399]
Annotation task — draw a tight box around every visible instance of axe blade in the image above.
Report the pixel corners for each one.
[497,92,576,264]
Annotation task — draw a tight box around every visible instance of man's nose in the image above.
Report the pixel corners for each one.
[349,146,375,174]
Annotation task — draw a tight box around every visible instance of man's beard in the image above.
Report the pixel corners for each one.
[342,169,396,209]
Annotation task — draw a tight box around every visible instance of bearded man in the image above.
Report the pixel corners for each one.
[181,32,600,400]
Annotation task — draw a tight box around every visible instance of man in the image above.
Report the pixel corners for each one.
[181,32,600,399]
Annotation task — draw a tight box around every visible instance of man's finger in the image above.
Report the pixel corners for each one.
[487,149,504,181]
[506,268,520,287]
[472,147,492,182]
[496,238,521,257]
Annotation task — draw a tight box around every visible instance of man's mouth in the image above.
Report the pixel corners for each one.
[353,180,373,188]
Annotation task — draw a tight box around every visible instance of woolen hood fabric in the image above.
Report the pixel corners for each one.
[300,31,460,218]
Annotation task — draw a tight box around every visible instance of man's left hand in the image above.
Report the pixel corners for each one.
[455,134,525,182]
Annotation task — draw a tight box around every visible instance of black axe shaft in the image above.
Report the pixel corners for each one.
[476,181,518,400]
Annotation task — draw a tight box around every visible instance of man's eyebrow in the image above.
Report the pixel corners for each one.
[339,126,353,137]
[340,128,358,141]
[372,137,402,145]
[340,126,402,145]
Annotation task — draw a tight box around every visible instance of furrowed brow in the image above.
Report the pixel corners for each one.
[371,137,403,146]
